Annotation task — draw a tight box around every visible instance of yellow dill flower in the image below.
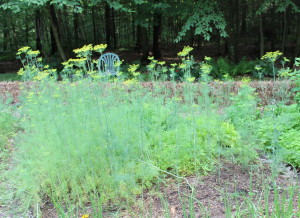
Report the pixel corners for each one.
[34,70,50,81]
[200,63,212,74]
[68,58,87,63]
[124,78,138,85]
[148,63,156,69]
[27,50,40,56]
[73,44,93,54]
[81,214,89,218]
[17,68,25,76]
[261,51,283,62]
[132,72,140,77]
[179,63,187,69]
[187,77,195,82]
[204,56,212,61]
[18,46,31,53]
[178,46,193,57]
[128,64,139,73]
[254,65,262,71]
[93,44,107,52]
[278,68,292,78]
[241,77,251,83]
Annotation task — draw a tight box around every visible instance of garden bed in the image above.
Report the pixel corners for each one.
[0,80,299,217]
[37,158,300,217]
[0,80,295,105]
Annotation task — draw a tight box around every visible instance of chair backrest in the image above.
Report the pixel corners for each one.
[97,53,120,75]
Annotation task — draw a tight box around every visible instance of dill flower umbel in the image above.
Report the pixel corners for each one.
[94,44,107,52]
[204,56,212,62]
[178,46,193,57]
[200,63,212,75]
[27,50,40,57]
[128,64,139,73]
[261,51,283,62]
[17,46,31,54]
[73,44,93,54]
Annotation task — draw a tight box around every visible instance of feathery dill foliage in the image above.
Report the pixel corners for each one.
[4,45,300,216]
[9,79,244,213]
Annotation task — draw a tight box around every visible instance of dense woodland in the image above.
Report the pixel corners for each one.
[0,0,300,64]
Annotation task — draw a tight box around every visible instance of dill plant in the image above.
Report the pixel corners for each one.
[7,75,244,215]
[8,45,291,216]
[16,46,57,81]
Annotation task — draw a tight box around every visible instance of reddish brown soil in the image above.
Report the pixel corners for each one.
[0,81,295,106]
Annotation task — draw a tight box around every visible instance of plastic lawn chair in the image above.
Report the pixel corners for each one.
[97,53,120,76]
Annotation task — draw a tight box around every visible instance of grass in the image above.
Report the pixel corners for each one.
[0,73,21,81]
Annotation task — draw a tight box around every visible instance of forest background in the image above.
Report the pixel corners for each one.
[0,0,300,72]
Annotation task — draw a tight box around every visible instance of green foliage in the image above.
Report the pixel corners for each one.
[0,110,15,151]
[226,83,258,125]
[290,58,300,104]
[0,73,21,81]
[16,46,58,81]
[176,0,227,41]
[257,104,300,166]
[6,80,246,214]
[208,57,259,79]
[279,129,300,166]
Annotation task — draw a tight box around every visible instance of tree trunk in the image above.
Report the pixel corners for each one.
[74,12,80,45]
[112,8,117,48]
[48,5,67,61]
[282,9,288,53]
[92,6,97,44]
[241,0,247,46]
[153,3,162,59]
[140,26,149,63]
[79,12,87,44]
[2,11,9,51]
[226,0,239,62]
[105,2,112,48]
[61,6,72,55]
[295,14,300,57]
[259,4,264,58]
[35,10,43,52]
[50,28,57,55]
[25,12,29,45]
[136,25,141,49]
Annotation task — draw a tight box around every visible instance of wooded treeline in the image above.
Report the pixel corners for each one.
[0,0,300,63]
